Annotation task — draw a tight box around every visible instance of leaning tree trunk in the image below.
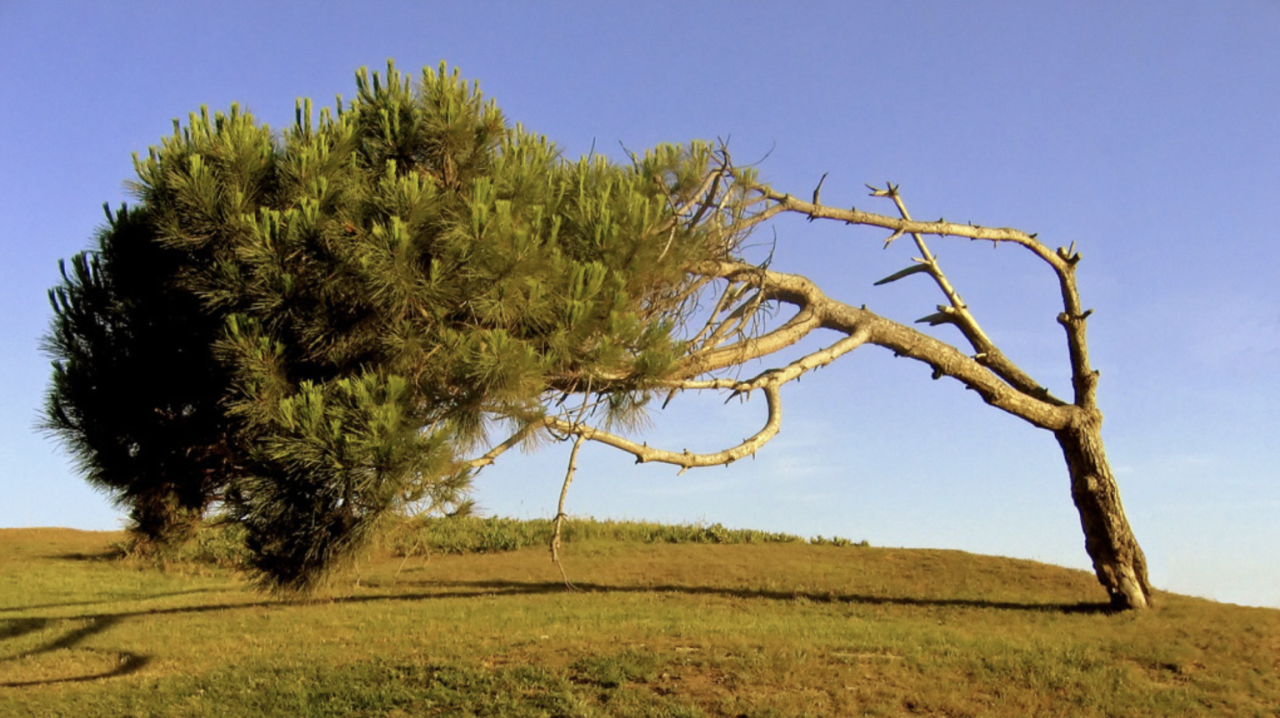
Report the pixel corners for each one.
[1055,410,1153,610]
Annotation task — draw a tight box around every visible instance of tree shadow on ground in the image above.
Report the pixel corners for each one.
[0,577,1113,687]
[49,550,122,562]
[0,614,150,688]
[412,579,1117,615]
[0,588,230,615]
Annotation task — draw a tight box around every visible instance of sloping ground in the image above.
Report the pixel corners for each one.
[2,527,1278,717]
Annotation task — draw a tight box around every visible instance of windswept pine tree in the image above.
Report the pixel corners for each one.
[45,62,1152,608]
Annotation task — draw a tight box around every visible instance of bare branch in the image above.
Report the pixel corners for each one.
[673,328,870,395]
[550,434,584,589]
[683,279,745,351]
[682,167,724,229]
[764,185,1062,260]
[461,420,544,472]
[546,382,785,473]
[868,186,1062,401]
[677,303,822,378]
[544,152,1144,607]
[699,287,762,350]
[725,180,1082,408]
[695,259,1071,427]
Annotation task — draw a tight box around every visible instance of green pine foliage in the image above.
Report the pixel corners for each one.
[46,62,740,592]
[41,204,237,546]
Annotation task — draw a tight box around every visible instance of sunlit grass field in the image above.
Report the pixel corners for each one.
[2,519,1278,716]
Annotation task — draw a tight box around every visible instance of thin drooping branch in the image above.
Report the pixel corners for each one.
[468,327,871,484]
[537,327,871,474]
[698,286,769,353]
[550,433,584,589]
[545,382,785,473]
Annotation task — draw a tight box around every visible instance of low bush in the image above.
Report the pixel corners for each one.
[112,515,868,568]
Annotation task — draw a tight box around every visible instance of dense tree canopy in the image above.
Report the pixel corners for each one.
[46,63,744,590]
[42,203,234,544]
[44,62,1152,608]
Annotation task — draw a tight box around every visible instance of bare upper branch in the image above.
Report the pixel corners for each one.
[705,161,1099,410]
[695,259,1073,430]
[545,382,785,473]
[492,161,1096,483]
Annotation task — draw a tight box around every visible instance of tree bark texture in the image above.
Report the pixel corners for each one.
[1055,411,1153,609]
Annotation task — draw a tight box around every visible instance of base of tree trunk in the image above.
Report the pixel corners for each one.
[1055,414,1153,610]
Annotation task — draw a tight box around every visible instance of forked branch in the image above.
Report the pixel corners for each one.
[866,183,1061,403]
[691,258,1071,430]
[725,169,1097,409]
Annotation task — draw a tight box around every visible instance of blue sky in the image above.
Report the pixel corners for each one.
[2,1,1277,608]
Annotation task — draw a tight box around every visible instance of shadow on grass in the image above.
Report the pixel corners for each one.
[0,588,232,615]
[417,579,1118,615]
[50,550,123,562]
[0,614,151,688]
[0,578,1112,687]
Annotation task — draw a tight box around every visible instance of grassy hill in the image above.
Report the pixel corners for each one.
[2,519,1277,717]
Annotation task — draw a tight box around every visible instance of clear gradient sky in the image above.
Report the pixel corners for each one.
[2,1,1277,608]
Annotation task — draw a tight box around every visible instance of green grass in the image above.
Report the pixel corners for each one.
[2,521,1278,717]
